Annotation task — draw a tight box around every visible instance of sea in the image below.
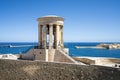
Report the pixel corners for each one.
[0,42,120,58]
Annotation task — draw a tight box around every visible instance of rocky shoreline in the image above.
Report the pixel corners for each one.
[96,44,120,49]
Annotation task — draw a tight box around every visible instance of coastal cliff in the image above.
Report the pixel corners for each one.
[0,59,120,80]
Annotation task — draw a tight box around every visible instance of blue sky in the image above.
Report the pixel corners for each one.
[0,0,120,42]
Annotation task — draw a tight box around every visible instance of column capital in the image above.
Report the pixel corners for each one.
[49,23,53,26]
[56,24,63,27]
[43,24,47,26]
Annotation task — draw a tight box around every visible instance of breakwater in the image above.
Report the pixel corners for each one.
[0,59,120,80]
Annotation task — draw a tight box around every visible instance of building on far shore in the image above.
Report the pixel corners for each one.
[21,15,80,64]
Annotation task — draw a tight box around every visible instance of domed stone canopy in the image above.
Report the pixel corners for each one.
[42,15,60,17]
[37,15,64,49]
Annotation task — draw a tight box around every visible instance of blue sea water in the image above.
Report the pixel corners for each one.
[0,42,120,58]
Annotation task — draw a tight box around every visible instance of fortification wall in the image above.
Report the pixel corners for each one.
[0,59,120,80]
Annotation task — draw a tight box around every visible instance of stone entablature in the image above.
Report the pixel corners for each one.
[37,15,64,26]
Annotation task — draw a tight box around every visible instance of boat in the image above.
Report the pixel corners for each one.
[8,45,13,48]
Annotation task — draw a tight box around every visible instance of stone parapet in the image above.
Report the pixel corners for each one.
[0,59,120,80]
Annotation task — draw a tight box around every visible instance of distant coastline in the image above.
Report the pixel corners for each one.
[75,43,120,49]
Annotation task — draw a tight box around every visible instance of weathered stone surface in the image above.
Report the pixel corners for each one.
[73,57,95,65]
[54,50,78,63]
[0,59,120,80]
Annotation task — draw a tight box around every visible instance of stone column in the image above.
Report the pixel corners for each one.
[38,24,43,48]
[49,24,53,49]
[38,24,40,46]
[59,26,61,45]
[43,25,47,49]
[56,25,60,49]
[53,27,56,49]
[61,27,64,47]
[40,25,43,48]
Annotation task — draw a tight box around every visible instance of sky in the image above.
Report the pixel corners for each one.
[0,0,120,42]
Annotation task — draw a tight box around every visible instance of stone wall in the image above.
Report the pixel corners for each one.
[22,49,47,61]
[54,50,77,63]
[0,59,120,80]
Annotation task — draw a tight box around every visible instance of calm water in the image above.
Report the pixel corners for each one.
[0,42,120,58]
